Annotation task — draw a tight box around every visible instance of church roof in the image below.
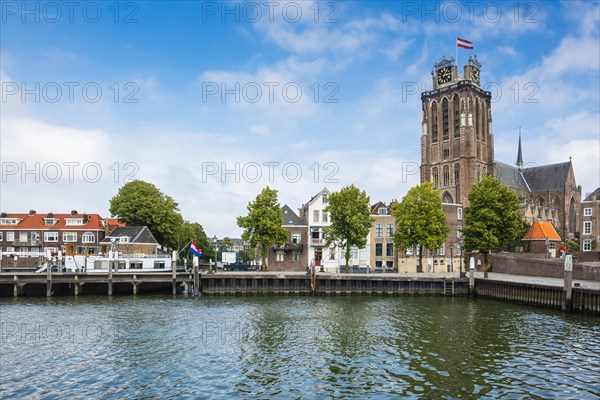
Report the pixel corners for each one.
[521,162,571,191]
[496,161,529,192]
[523,220,561,241]
[583,188,600,202]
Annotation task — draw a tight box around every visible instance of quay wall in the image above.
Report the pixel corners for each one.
[490,254,600,281]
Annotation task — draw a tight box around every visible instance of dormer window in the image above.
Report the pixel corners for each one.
[119,236,130,243]
[322,193,328,203]
[44,218,57,225]
[378,207,387,215]
[0,218,21,225]
[66,218,84,226]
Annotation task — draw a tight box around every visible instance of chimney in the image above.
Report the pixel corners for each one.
[83,213,89,223]
[0,212,7,218]
[29,210,36,215]
[71,210,78,216]
[47,212,54,218]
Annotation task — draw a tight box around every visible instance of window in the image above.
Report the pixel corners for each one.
[453,95,460,138]
[6,246,15,253]
[584,208,592,216]
[63,232,77,242]
[432,168,439,188]
[292,251,300,262]
[0,232,2,241]
[313,210,319,223]
[375,243,382,256]
[378,207,387,215]
[350,248,359,260]
[443,148,450,159]
[44,232,58,242]
[322,193,328,203]
[322,212,329,223]
[457,208,463,220]
[375,224,383,238]
[65,218,84,226]
[386,261,394,269]
[44,218,56,225]
[19,233,27,242]
[443,165,450,187]
[386,224,394,237]
[153,261,166,269]
[32,232,40,241]
[6,232,14,241]
[292,233,301,244]
[0,218,20,225]
[130,261,143,269]
[454,164,459,185]
[119,236,130,243]
[82,232,95,243]
[276,251,284,262]
[584,221,592,235]
[442,98,449,140]
[457,226,462,238]
[431,101,438,143]
[386,243,394,257]
[438,245,445,256]
[582,239,592,252]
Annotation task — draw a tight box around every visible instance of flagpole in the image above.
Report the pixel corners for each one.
[455,38,458,76]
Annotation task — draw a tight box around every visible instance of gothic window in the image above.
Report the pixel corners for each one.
[537,197,545,207]
[443,165,450,187]
[442,191,453,204]
[432,167,439,188]
[443,148,450,159]
[431,101,438,143]
[569,197,576,233]
[454,164,459,184]
[482,101,487,143]
[476,98,481,141]
[453,95,460,138]
[442,98,449,140]
[477,165,481,181]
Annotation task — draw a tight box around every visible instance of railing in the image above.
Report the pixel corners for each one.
[311,238,325,246]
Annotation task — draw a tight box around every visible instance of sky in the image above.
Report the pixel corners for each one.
[1,0,599,238]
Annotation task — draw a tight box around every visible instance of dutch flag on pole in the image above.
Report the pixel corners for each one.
[190,241,202,257]
[456,37,473,50]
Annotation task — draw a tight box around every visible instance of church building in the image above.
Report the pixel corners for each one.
[420,55,581,253]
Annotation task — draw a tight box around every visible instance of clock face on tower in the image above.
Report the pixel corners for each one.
[437,67,452,85]
[471,68,480,84]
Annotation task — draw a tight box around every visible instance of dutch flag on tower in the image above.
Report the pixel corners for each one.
[456,37,474,50]
[190,241,202,257]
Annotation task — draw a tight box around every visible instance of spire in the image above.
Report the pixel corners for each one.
[516,126,524,170]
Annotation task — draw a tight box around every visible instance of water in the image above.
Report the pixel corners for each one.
[1,296,599,399]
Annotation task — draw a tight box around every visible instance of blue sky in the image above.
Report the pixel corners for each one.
[1,0,599,237]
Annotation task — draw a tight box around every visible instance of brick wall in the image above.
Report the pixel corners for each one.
[490,254,600,281]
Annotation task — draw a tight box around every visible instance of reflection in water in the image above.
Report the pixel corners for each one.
[1,296,599,399]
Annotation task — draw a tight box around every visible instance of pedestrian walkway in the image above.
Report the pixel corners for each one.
[475,272,600,291]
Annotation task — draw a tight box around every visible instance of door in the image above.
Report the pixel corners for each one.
[314,251,322,267]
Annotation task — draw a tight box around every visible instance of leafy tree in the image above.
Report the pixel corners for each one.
[179,221,209,262]
[220,237,234,251]
[463,176,523,264]
[109,180,183,249]
[393,182,449,273]
[237,187,288,271]
[324,185,373,272]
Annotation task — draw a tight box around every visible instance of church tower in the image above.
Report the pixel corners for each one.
[420,55,495,206]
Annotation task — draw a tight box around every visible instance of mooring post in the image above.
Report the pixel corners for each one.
[562,255,573,311]
[108,242,115,296]
[74,275,79,296]
[172,250,177,295]
[46,252,52,297]
[469,256,475,293]
[310,262,316,294]
[193,255,200,296]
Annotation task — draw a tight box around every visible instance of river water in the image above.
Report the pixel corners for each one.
[1,295,599,399]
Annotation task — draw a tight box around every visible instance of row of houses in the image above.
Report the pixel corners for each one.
[266,186,600,272]
[0,210,163,269]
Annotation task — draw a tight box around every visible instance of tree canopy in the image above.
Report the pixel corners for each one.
[324,185,373,271]
[393,182,449,273]
[237,187,288,271]
[180,221,209,261]
[109,180,184,249]
[463,176,524,262]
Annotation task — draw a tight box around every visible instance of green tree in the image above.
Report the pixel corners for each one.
[109,180,183,249]
[463,176,523,264]
[220,237,234,251]
[237,187,288,271]
[179,221,209,262]
[324,185,373,272]
[393,182,449,273]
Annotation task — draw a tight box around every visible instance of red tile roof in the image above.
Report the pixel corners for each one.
[0,213,107,230]
[523,220,561,241]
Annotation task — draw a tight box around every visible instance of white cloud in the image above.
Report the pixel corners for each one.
[249,124,270,137]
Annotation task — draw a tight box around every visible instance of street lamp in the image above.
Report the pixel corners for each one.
[212,235,218,274]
